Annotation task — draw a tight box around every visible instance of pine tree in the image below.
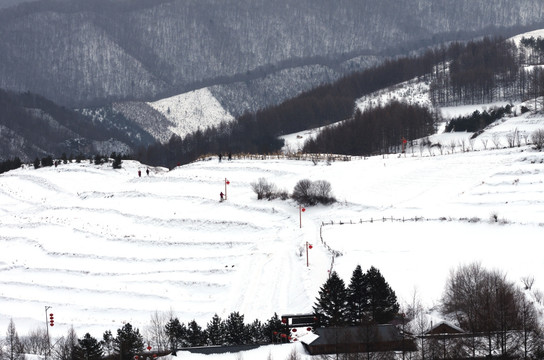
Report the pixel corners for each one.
[264,313,286,343]
[186,320,204,347]
[247,319,266,344]
[313,271,348,327]
[74,333,103,360]
[164,318,186,350]
[224,311,247,345]
[113,323,144,360]
[205,314,224,345]
[347,264,370,325]
[365,266,400,324]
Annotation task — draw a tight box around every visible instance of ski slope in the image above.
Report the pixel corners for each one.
[1,131,543,347]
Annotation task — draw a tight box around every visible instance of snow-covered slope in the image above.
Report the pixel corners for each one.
[147,88,235,139]
[1,137,543,344]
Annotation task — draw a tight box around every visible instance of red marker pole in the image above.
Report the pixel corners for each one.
[224,178,230,200]
[299,205,305,228]
[306,241,309,267]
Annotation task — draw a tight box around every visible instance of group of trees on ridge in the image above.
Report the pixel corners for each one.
[136,36,544,168]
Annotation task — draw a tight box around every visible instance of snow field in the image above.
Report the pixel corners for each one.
[0,143,543,348]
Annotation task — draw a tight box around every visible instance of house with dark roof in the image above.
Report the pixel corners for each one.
[300,325,417,355]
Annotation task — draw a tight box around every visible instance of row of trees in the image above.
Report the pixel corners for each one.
[251,177,336,206]
[0,312,290,360]
[313,265,400,327]
[164,312,287,350]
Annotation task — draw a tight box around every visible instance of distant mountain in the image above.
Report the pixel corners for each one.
[0,89,156,161]
[1,0,543,108]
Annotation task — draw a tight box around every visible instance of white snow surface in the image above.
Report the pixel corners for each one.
[1,136,544,349]
[147,88,235,138]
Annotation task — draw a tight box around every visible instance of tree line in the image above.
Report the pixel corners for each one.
[302,101,438,156]
[1,262,542,359]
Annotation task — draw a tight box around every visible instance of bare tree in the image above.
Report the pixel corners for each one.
[145,310,171,352]
[21,327,49,356]
[4,319,24,360]
[492,133,502,149]
[480,138,489,150]
[54,326,78,360]
[448,140,456,154]
[251,177,278,200]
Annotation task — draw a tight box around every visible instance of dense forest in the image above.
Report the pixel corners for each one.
[136,36,544,167]
[302,102,438,156]
[1,0,543,107]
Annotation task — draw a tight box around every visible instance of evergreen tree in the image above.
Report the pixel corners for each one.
[112,153,122,169]
[33,157,40,169]
[165,318,186,350]
[74,333,103,360]
[205,314,224,346]
[113,323,144,360]
[347,264,370,325]
[263,313,287,343]
[313,271,348,327]
[4,319,24,360]
[247,319,266,344]
[224,311,247,345]
[365,266,400,324]
[186,320,204,347]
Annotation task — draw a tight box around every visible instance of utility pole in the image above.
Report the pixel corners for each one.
[45,306,52,360]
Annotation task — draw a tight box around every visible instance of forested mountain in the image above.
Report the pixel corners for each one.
[136,36,544,166]
[0,0,543,108]
[0,89,155,161]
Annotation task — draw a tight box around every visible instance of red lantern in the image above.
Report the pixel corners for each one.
[49,313,54,327]
[288,336,292,340]
[293,338,298,342]
[291,328,297,332]
[301,207,306,212]
[308,244,313,249]
[134,356,139,360]
[226,181,230,185]
[147,346,152,351]
[273,331,278,335]
[281,318,287,324]
[307,327,312,331]
[280,333,287,338]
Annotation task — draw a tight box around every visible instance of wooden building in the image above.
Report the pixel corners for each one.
[301,325,417,355]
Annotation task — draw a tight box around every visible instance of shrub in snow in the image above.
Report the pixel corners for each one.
[531,128,544,149]
[251,177,277,200]
[292,179,335,206]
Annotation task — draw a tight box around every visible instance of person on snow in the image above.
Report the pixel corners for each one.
[220,192,224,201]
[138,170,141,177]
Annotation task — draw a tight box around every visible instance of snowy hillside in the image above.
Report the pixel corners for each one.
[1,129,544,349]
[147,88,235,139]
